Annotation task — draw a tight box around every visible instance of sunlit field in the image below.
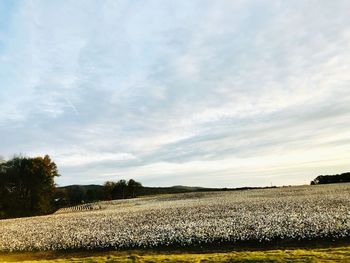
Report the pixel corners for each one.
[1,246,350,262]
[0,183,349,254]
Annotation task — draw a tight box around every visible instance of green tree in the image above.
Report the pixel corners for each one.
[0,155,59,218]
[103,179,143,200]
[115,179,127,199]
[127,179,142,198]
[103,181,116,200]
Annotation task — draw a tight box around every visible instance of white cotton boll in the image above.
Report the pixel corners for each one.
[0,184,349,251]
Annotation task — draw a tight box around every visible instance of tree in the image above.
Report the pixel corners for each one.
[103,181,116,200]
[127,179,142,198]
[66,185,86,204]
[86,189,96,201]
[0,155,59,218]
[114,180,127,199]
[311,172,350,185]
[103,179,143,200]
[53,188,69,207]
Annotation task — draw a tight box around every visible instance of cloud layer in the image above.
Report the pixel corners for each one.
[1,0,350,187]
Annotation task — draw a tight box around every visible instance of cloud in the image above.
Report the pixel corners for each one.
[55,151,137,167]
[1,0,350,187]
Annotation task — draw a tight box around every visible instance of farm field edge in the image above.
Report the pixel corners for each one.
[0,245,350,262]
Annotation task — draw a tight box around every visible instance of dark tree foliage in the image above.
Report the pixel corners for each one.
[103,181,116,200]
[311,172,350,185]
[127,179,142,198]
[53,188,69,207]
[0,155,59,219]
[103,179,143,200]
[53,185,105,207]
[67,185,86,204]
[114,179,127,199]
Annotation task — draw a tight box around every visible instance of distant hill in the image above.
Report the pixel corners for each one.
[172,185,206,190]
[59,184,103,191]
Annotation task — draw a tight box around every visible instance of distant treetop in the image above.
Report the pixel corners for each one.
[311,172,350,185]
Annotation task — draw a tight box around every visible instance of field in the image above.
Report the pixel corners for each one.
[1,246,350,262]
[0,183,349,261]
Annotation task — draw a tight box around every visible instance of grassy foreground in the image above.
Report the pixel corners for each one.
[1,246,349,263]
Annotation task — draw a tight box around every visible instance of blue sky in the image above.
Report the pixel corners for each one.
[1,0,350,187]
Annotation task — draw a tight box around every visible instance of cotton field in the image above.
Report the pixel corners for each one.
[0,184,349,252]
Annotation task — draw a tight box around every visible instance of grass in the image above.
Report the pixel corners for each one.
[1,246,349,262]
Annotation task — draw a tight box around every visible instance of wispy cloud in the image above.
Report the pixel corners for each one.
[63,97,79,116]
[55,151,136,167]
[1,0,350,187]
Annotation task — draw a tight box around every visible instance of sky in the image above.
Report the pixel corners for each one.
[1,0,350,187]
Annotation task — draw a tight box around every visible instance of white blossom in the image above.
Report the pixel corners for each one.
[0,184,349,252]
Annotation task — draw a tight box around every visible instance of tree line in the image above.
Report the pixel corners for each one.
[311,172,350,185]
[0,155,143,219]
[54,179,143,207]
[0,155,59,219]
